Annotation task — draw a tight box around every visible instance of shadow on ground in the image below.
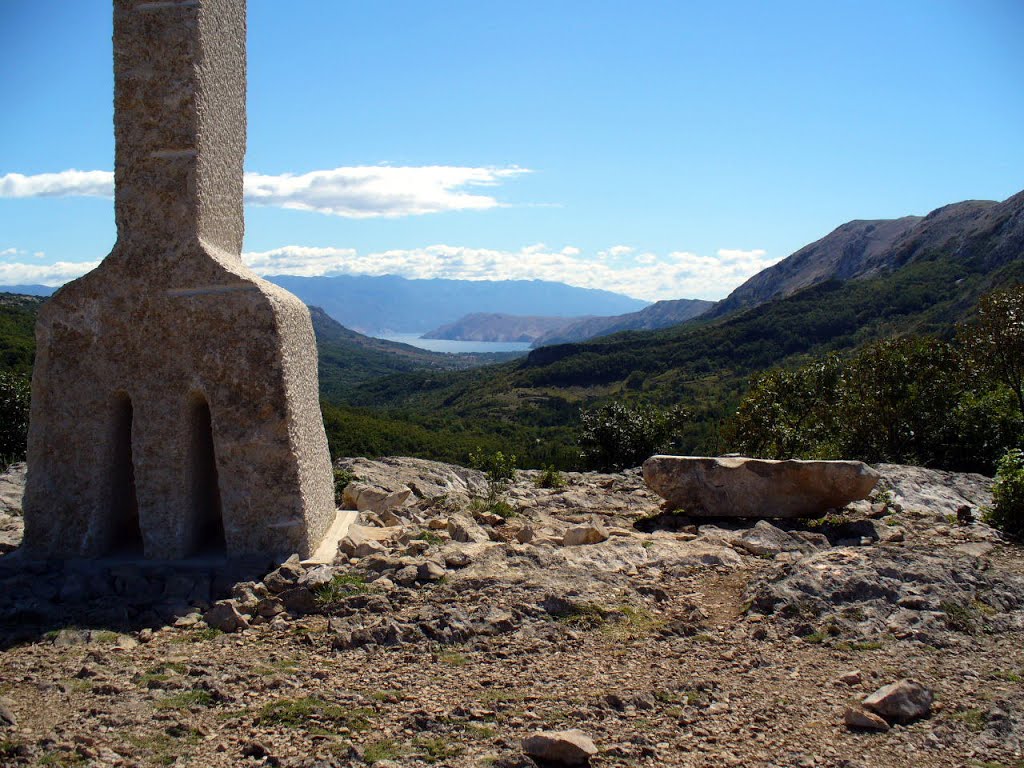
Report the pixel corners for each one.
[0,547,277,650]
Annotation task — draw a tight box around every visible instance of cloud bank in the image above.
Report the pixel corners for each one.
[0,242,774,300]
[0,165,529,218]
[242,243,777,301]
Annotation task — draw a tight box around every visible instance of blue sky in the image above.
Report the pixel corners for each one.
[1,0,1022,301]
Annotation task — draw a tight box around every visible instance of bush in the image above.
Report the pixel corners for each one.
[535,465,566,489]
[577,401,688,471]
[468,448,517,500]
[985,449,1024,538]
[0,370,30,467]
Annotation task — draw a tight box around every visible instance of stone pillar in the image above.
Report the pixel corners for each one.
[22,0,337,560]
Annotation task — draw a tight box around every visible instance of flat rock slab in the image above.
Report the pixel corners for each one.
[642,455,879,518]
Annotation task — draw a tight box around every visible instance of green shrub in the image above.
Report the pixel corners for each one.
[577,401,687,471]
[0,370,30,468]
[985,448,1024,538]
[535,465,566,489]
[332,467,359,506]
[468,448,517,501]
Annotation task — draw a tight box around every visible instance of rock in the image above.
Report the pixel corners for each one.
[203,601,249,633]
[0,462,26,515]
[341,482,412,515]
[336,457,489,508]
[256,597,285,617]
[278,586,317,616]
[862,679,933,724]
[523,729,598,765]
[839,670,863,686]
[344,537,386,559]
[734,521,806,557]
[844,705,890,732]
[562,524,609,547]
[448,515,490,544]
[443,551,472,568]
[642,455,879,518]
[394,566,419,586]
[264,561,305,594]
[417,561,447,581]
[0,697,16,728]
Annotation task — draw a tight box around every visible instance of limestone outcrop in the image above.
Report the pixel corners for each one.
[642,455,879,518]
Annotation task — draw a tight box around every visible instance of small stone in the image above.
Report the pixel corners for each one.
[203,601,249,633]
[523,729,598,765]
[562,524,609,547]
[0,697,16,728]
[256,597,285,617]
[444,551,472,568]
[394,565,419,586]
[417,561,447,581]
[863,679,933,724]
[264,561,305,594]
[839,670,863,686]
[277,586,317,616]
[448,516,490,544]
[844,705,890,732]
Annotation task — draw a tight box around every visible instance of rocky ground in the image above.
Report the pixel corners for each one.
[0,458,1022,768]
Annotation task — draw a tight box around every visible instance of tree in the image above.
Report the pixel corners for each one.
[577,401,688,471]
[0,370,31,467]
[725,354,843,459]
[964,286,1024,416]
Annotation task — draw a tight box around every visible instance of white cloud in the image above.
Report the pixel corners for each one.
[0,165,530,219]
[0,259,99,286]
[242,243,779,301]
[0,170,113,199]
[0,242,777,299]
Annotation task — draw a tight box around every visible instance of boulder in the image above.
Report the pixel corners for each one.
[341,482,412,515]
[203,601,249,633]
[448,515,490,544]
[336,457,489,508]
[862,679,933,724]
[523,729,598,765]
[562,524,609,547]
[643,455,879,518]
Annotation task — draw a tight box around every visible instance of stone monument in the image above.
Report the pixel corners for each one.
[22,0,336,559]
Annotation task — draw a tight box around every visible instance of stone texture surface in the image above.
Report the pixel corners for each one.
[22,0,334,559]
[643,455,879,518]
[0,458,1022,767]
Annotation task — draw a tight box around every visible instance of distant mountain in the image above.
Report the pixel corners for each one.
[0,285,55,297]
[422,313,591,343]
[265,275,648,335]
[532,298,714,346]
[709,190,1024,319]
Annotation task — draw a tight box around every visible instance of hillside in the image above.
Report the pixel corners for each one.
[344,189,1024,464]
[422,313,591,343]
[310,307,520,401]
[266,274,649,335]
[532,297,714,346]
[709,190,1024,319]
[0,295,43,375]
